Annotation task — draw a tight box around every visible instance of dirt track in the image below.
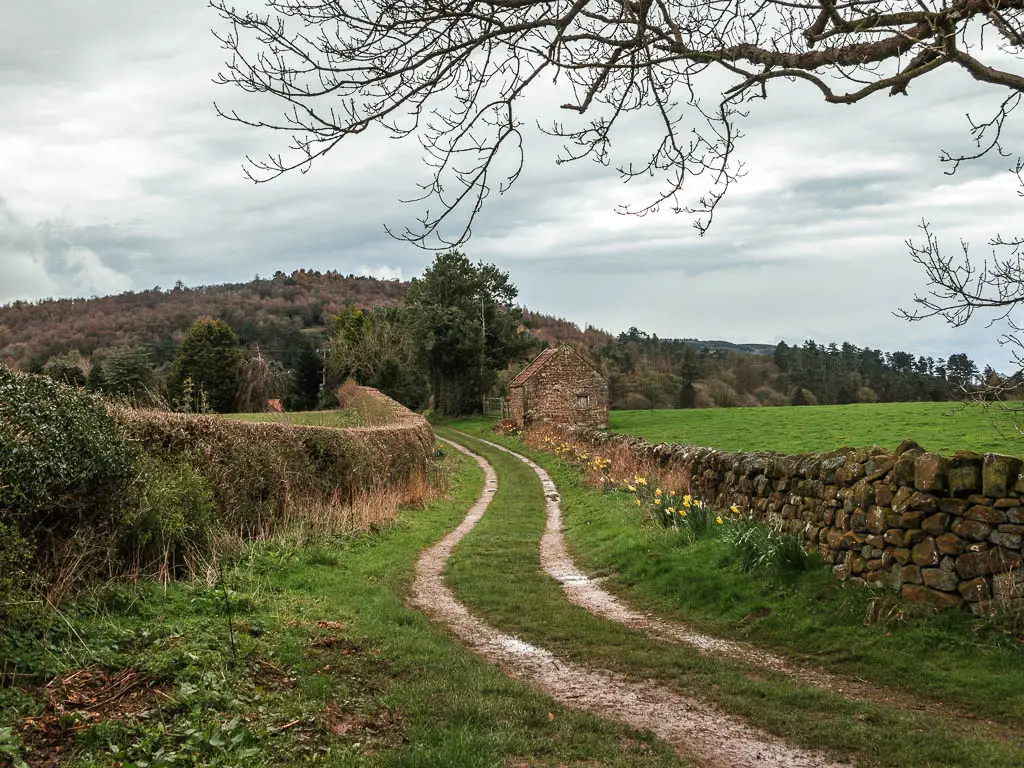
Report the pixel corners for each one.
[469,434,999,716]
[409,437,849,767]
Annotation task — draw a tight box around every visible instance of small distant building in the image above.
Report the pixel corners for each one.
[507,345,608,428]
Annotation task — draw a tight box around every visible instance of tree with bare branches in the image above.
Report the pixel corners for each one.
[212,0,1024,376]
[899,218,1024,378]
[211,0,1024,246]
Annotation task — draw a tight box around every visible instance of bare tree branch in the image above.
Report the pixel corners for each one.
[211,0,1024,245]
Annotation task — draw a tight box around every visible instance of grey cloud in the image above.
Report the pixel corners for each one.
[0,198,58,303]
[3,2,1024,371]
[0,198,134,302]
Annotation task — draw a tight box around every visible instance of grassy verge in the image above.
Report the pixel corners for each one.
[611,401,1024,457]
[441,422,1024,767]
[1,449,681,768]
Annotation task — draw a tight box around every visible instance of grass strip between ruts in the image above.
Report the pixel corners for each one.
[440,424,1024,768]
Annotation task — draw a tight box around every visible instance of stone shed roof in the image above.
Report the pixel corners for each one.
[510,345,606,388]
[509,347,559,388]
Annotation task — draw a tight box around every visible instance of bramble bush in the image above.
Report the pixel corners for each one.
[0,365,138,601]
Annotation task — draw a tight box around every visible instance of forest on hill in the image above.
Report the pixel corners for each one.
[0,270,407,370]
[0,267,1000,413]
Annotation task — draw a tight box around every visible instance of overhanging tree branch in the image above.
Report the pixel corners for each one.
[211,0,1024,245]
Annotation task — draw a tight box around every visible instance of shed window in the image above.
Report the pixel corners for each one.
[576,393,590,409]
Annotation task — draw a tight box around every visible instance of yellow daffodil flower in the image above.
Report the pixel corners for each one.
[715,516,724,525]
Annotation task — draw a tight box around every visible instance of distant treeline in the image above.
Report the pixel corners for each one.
[0,270,1004,412]
[0,270,406,371]
[588,328,1002,409]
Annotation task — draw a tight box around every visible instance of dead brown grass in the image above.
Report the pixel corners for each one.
[522,423,691,494]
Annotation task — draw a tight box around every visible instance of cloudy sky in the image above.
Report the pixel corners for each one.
[4,1,1024,369]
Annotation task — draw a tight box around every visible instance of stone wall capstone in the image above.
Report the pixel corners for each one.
[544,423,1024,612]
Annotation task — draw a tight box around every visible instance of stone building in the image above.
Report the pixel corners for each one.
[507,345,608,428]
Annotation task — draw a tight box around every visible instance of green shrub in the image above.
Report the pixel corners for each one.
[0,366,138,597]
[123,455,216,574]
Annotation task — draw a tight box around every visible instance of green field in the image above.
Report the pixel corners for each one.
[611,402,1024,457]
[225,409,362,428]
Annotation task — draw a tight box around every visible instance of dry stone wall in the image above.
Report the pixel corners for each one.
[547,424,1024,612]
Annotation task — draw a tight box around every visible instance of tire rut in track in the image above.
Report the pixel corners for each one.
[463,432,1012,732]
[409,436,848,768]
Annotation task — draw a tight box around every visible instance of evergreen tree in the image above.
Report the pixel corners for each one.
[287,340,323,411]
[676,380,696,408]
[85,359,106,392]
[171,319,242,413]
[101,346,157,403]
[405,251,532,416]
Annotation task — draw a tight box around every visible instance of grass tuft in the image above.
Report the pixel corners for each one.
[721,516,818,574]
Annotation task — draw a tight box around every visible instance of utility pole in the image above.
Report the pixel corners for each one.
[317,342,331,393]
[480,292,487,413]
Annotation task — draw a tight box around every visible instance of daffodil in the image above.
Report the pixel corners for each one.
[715,516,724,525]
[628,485,636,493]
[667,507,676,514]
[680,509,687,517]
[637,477,647,486]
[654,498,661,505]
[730,504,740,515]
[655,488,662,495]
[635,499,641,506]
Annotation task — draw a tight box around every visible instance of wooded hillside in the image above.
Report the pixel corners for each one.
[0,270,407,369]
[1,269,992,412]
